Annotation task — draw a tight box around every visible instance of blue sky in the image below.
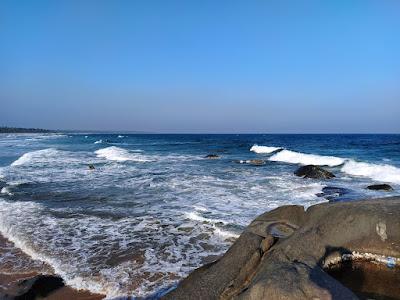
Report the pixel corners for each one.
[1,1,399,133]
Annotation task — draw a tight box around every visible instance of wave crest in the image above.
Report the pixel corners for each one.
[341,160,400,185]
[269,150,345,167]
[250,145,282,154]
[95,146,150,162]
[11,148,60,166]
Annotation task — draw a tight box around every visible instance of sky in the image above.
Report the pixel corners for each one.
[1,0,399,133]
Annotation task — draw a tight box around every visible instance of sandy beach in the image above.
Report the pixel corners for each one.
[0,235,104,299]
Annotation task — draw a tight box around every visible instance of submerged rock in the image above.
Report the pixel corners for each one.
[205,154,220,159]
[367,184,393,191]
[294,165,335,179]
[164,196,400,300]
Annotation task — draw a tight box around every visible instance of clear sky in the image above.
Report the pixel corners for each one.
[1,1,399,133]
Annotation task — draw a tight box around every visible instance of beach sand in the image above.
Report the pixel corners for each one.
[0,234,105,299]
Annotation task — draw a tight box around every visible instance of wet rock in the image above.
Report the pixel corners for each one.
[0,180,6,189]
[0,275,65,299]
[205,154,220,159]
[233,159,266,166]
[317,186,351,200]
[367,184,393,191]
[164,196,400,300]
[248,160,265,166]
[294,165,335,179]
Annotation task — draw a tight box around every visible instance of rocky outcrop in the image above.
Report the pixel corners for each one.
[164,196,400,300]
[294,165,335,179]
[367,184,393,191]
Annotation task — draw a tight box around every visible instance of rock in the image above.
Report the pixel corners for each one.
[248,160,265,166]
[163,196,400,300]
[0,275,64,299]
[0,274,104,300]
[88,164,95,170]
[316,186,351,200]
[205,154,220,159]
[367,184,393,191]
[233,159,266,166]
[294,165,335,179]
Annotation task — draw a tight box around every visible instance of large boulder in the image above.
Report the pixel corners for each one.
[163,196,400,300]
[367,184,393,191]
[294,165,335,179]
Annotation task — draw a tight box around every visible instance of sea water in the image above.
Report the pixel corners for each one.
[0,133,399,298]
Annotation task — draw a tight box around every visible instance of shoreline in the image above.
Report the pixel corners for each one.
[0,235,105,299]
[1,196,400,299]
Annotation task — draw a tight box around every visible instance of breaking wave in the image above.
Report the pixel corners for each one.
[95,146,151,162]
[11,148,61,166]
[268,150,345,167]
[250,145,282,154]
[341,160,400,185]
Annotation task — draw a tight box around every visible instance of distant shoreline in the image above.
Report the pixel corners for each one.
[0,127,54,134]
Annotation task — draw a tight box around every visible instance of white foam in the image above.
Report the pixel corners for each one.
[185,212,226,225]
[11,148,60,166]
[269,150,345,167]
[117,135,124,138]
[95,146,151,162]
[1,187,13,196]
[94,139,103,144]
[250,145,282,154]
[341,160,400,185]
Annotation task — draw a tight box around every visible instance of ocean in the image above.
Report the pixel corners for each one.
[0,133,399,298]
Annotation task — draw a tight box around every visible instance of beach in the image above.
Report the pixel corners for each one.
[0,133,399,298]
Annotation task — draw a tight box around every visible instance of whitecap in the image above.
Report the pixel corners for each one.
[269,150,345,167]
[250,145,282,154]
[1,187,13,196]
[117,135,124,138]
[341,160,400,185]
[95,146,151,162]
[11,148,60,166]
[94,139,103,144]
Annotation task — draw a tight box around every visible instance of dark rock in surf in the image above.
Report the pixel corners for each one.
[205,154,220,159]
[367,184,393,191]
[248,159,265,166]
[88,164,95,170]
[316,186,351,200]
[294,165,335,179]
[0,180,6,190]
[234,159,266,166]
[0,275,64,299]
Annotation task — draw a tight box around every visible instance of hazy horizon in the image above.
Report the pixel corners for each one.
[1,1,399,133]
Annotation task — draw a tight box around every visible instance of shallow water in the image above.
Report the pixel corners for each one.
[0,133,399,297]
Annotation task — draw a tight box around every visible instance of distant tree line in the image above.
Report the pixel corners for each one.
[0,127,54,133]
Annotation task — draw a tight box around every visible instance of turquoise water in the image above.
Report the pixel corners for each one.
[0,133,399,297]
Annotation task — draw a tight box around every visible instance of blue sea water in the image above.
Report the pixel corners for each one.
[0,133,399,297]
